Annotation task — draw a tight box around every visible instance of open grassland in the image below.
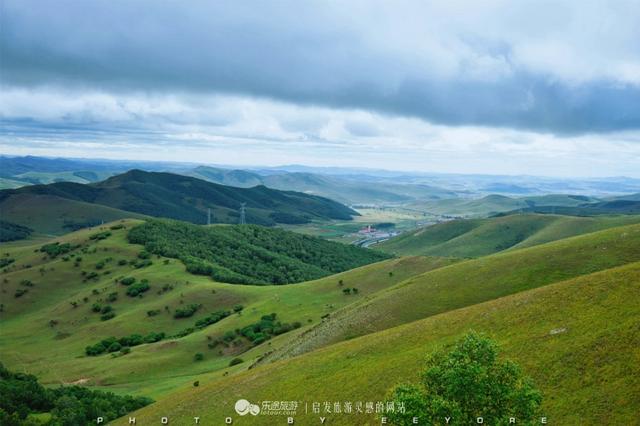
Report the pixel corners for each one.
[121,261,640,425]
[0,221,450,398]
[377,213,640,258]
[0,193,149,235]
[267,222,640,361]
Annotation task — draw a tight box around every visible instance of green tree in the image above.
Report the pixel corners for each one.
[387,332,542,425]
[51,396,87,426]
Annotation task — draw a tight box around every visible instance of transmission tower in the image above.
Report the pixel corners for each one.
[239,203,246,225]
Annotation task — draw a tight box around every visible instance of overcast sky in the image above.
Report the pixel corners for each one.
[1,0,639,177]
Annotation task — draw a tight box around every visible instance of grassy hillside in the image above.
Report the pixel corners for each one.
[510,200,640,215]
[410,194,600,218]
[0,221,449,399]
[0,170,359,235]
[123,261,640,425]
[377,213,640,257]
[268,223,640,360]
[128,219,389,284]
[0,193,149,235]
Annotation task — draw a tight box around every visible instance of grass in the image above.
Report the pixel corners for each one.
[376,213,640,257]
[119,261,640,425]
[0,220,450,398]
[2,217,639,424]
[270,222,640,359]
[0,193,148,235]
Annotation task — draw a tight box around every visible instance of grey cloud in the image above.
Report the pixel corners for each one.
[1,0,640,134]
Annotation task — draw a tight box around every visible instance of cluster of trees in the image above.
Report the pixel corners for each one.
[39,242,76,258]
[91,303,116,321]
[119,277,150,297]
[89,231,111,241]
[194,309,232,328]
[85,332,166,356]
[0,257,15,269]
[0,362,152,425]
[173,304,201,318]
[0,220,32,242]
[219,313,301,346]
[128,220,389,285]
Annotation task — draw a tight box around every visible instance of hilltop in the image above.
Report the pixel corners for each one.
[376,213,640,257]
[0,170,358,235]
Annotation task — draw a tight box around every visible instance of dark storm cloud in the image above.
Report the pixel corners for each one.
[1,0,639,134]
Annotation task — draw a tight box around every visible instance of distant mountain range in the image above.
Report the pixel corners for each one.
[2,155,640,207]
[0,170,357,235]
[189,166,458,204]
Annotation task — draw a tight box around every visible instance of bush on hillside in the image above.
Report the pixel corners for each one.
[386,332,542,425]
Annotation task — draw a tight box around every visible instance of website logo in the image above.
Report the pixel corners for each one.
[235,399,261,416]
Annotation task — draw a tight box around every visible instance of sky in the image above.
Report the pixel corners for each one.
[1,0,639,177]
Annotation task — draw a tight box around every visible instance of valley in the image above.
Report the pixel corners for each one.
[1,158,639,425]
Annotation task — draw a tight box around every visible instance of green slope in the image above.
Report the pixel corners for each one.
[123,261,640,425]
[377,213,640,258]
[410,194,599,218]
[0,170,358,235]
[0,193,149,235]
[268,223,640,360]
[0,221,450,398]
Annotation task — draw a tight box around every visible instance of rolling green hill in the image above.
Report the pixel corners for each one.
[0,193,149,235]
[410,194,600,218]
[0,170,358,235]
[0,221,449,400]
[267,223,640,361]
[508,199,640,215]
[2,219,639,425]
[376,213,640,257]
[124,261,640,425]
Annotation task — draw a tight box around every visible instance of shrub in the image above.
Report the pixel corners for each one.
[106,292,118,302]
[194,353,204,361]
[89,231,112,241]
[39,242,75,258]
[100,311,116,321]
[229,358,244,366]
[233,304,244,313]
[126,281,150,297]
[14,288,28,298]
[174,303,201,318]
[120,277,136,286]
[386,332,542,425]
[193,381,200,387]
